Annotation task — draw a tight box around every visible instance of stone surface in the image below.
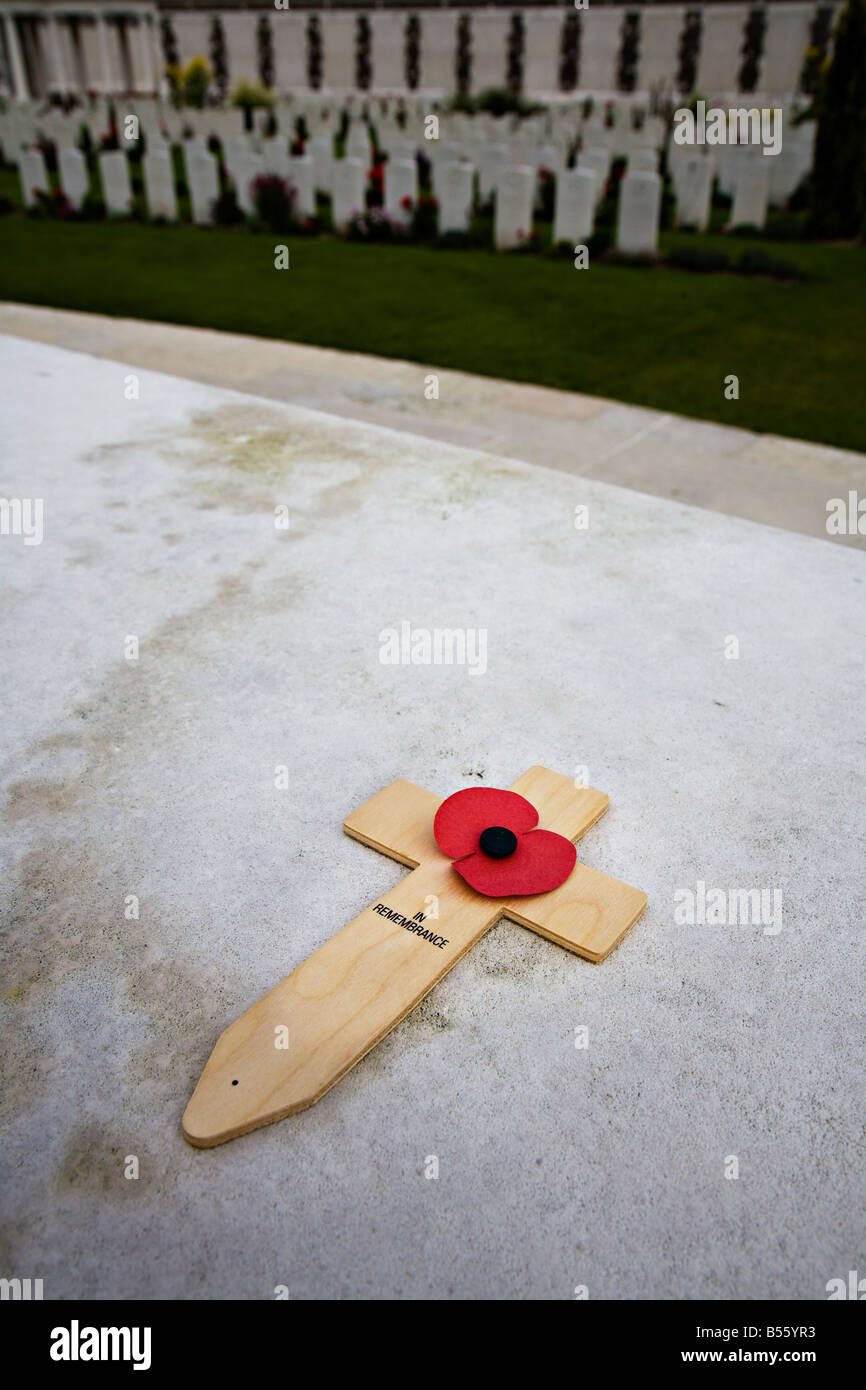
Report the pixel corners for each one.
[1,333,863,1300]
[289,155,316,220]
[494,165,535,250]
[676,155,714,232]
[731,159,770,231]
[577,146,611,207]
[226,149,265,218]
[16,150,49,209]
[185,148,219,227]
[99,149,132,217]
[2,303,863,552]
[331,156,365,231]
[384,157,418,222]
[616,170,662,257]
[553,167,597,247]
[437,162,474,235]
[57,146,88,211]
[143,149,178,222]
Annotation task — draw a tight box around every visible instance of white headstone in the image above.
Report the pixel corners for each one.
[99,150,132,216]
[228,150,264,217]
[186,149,219,226]
[730,160,769,230]
[290,155,316,219]
[346,121,371,161]
[616,171,662,256]
[331,157,365,231]
[261,139,292,182]
[438,163,474,235]
[17,149,49,208]
[677,156,713,232]
[494,165,535,250]
[183,136,209,162]
[309,135,333,196]
[535,142,562,176]
[479,143,508,202]
[553,167,597,246]
[384,157,418,221]
[389,136,416,164]
[143,148,178,221]
[58,146,88,211]
[577,147,611,206]
[628,149,659,175]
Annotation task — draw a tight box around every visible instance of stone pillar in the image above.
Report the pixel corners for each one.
[47,16,67,94]
[96,15,115,94]
[137,16,153,94]
[4,13,30,101]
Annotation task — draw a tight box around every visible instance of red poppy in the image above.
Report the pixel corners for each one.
[433,787,576,898]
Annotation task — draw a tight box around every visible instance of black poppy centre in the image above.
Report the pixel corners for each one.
[479,825,519,859]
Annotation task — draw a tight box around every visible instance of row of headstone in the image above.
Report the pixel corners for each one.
[14,142,320,226]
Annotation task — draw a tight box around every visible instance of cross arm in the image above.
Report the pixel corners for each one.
[343,778,443,867]
[505,864,647,963]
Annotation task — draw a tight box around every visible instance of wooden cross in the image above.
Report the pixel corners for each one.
[183,766,647,1147]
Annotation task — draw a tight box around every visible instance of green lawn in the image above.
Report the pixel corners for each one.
[0,207,863,452]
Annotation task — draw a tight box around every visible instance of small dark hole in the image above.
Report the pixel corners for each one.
[232,1079,239,1085]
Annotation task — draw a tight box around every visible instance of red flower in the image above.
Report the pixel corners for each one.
[433,787,576,898]
[400,194,413,211]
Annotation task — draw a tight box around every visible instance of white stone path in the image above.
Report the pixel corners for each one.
[2,302,863,549]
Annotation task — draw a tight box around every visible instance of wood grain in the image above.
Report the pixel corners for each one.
[183,766,646,1147]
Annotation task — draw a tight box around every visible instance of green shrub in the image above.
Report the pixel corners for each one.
[737,248,803,279]
[434,230,469,250]
[667,246,730,272]
[810,0,866,238]
[213,188,244,227]
[251,174,295,233]
[764,211,809,241]
[410,195,438,241]
[586,227,614,259]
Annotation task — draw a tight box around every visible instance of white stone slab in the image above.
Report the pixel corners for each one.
[17,149,49,208]
[290,155,316,220]
[346,120,371,160]
[58,146,88,211]
[577,146,611,207]
[553,167,597,246]
[494,165,535,251]
[185,148,219,226]
[731,160,770,230]
[308,135,333,196]
[332,156,365,230]
[260,139,292,182]
[384,157,418,222]
[628,149,659,175]
[676,156,714,232]
[143,148,178,221]
[479,143,508,203]
[99,150,132,216]
[437,163,474,235]
[227,150,264,217]
[4,334,861,1301]
[616,171,662,257]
